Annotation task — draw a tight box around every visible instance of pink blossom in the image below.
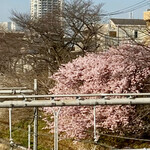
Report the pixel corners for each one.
[43,44,150,139]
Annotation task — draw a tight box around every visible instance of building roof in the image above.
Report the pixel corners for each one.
[111,18,146,26]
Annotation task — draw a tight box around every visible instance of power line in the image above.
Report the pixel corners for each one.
[106,0,147,14]
[101,0,149,16]
[1,117,150,146]
[99,133,150,142]
[109,2,148,16]
[82,140,115,149]
[108,1,148,16]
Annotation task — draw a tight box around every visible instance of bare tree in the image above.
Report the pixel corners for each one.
[0,30,25,74]
[10,0,103,71]
[0,0,104,92]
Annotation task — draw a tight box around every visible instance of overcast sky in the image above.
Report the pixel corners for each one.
[0,0,149,22]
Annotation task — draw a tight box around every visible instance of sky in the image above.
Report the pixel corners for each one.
[0,0,149,22]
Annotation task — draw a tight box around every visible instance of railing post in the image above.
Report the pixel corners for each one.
[93,106,97,142]
[28,124,31,150]
[33,79,38,150]
[9,108,14,150]
[53,108,61,150]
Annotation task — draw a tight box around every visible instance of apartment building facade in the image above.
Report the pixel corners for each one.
[0,22,22,32]
[30,0,63,18]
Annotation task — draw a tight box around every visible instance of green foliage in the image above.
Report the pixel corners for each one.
[0,109,150,149]
[96,134,150,149]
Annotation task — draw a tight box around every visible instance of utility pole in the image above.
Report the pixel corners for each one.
[33,79,38,150]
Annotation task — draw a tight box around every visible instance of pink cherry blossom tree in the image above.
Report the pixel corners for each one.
[43,44,150,140]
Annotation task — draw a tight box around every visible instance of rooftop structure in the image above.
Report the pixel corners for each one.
[110,18,146,26]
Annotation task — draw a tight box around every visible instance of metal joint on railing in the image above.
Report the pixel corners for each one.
[129,95,135,99]
[52,102,56,106]
[95,102,99,106]
[76,96,84,100]
[103,96,110,100]
[21,93,26,101]
[51,97,55,101]
[76,96,80,100]
[10,104,14,108]
[12,89,16,95]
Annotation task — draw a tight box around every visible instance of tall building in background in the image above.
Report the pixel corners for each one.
[30,0,63,18]
[0,22,21,32]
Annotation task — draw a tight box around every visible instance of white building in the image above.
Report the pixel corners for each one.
[107,18,147,46]
[0,22,21,32]
[30,0,63,18]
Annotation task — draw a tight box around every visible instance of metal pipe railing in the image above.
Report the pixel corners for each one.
[0,93,150,99]
[0,87,27,90]
[0,98,150,108]
[0,90,33,94]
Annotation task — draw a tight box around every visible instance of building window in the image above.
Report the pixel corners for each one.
[134,30,138,38]
[109,31,116,37]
